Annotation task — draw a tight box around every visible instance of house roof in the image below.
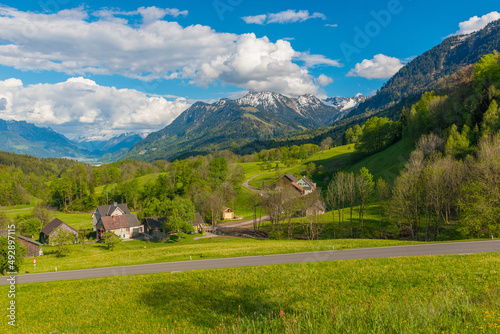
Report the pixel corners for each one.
[0,230,43,246]
[99,214,141,231]
[41,218,78,235]
[143,216,167,230]
[291,182,304,193]
[284,174,299,183]
[124,214,141,227]
[189,212,205,226]
[95,203,130,217]
[99,216,129,230]
[17,235,43,246]
[223,207,233,212]
[195,212,204,225]
[300,176,315,188]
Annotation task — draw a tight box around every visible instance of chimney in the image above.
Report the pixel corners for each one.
[114,202,118,206]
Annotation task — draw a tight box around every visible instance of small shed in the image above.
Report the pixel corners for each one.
[222,207,234,220]
[17,235,43,257]
[189,212,205,232]
[0,230,42,257]
[143,217,167,235]
[40,218,78,245]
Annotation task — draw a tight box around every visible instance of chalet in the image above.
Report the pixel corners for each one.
[143,216,167,235]
[189,212,205,232]
[40,218,78,245]
[275,174,304,196]
[96,214,143,241]
[222,207,234,220]
[297,176,317,195]
[91,203,130,231]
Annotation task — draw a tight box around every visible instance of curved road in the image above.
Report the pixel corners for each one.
[242,174,263,194]
[2,240,499,285]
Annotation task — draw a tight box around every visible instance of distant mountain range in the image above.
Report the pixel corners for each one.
[124,92,343,161]
[73,132,147,155]
[0,119,83,158]
[350,19,500,118]
[0,119,147,160]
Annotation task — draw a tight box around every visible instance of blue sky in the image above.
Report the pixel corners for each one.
[0,0,499,137]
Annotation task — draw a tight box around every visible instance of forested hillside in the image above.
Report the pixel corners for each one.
[349,19,500,117]
[329,52,500,240]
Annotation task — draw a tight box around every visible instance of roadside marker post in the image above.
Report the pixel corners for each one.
[33,258,37,272]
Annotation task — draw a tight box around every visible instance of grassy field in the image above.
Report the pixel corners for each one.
[94,172,166,196]
[241,145,354,190]
[345,139,414,184]
[228,186,257,221]
[2,252,499,333]
[0,208,94,231]
[18,236,420,274]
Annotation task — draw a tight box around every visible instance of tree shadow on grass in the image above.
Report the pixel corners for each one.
[139,277,295,330]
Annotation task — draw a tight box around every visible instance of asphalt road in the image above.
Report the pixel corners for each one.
[2,240,499,285]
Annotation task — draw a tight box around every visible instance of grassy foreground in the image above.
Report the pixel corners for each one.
[1,253,499,333]
[18,237,419,274]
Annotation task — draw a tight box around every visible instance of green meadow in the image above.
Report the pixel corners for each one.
[1,253,498,333]
[18,236,418,274]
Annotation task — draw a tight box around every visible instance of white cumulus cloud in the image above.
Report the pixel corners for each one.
[0,77,190,138]
[242,10,326,25]
[315,74,333,86]
[296,52,342,67]
[0,6,336,96]
[347,54,404,79]
[454,11,500,35]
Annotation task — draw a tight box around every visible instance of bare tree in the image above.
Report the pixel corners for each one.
[204,192,225,227]
[325,178,338,238]
[31,205,55,232]
[416,133,444,157]
[282,187,302,239]
[345,172,356,238]
[262,190,284,234]
[356,168,374,228]
[422,154,450,240]
[390,150,425,240]
[302,212,325,240]
[375,178,391,237]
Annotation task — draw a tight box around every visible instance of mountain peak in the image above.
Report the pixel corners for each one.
[324,94,368,112]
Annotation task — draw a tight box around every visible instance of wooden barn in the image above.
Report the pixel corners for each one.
[40,218,78,245]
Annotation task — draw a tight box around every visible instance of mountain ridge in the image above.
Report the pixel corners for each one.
[124,92,343,161]
[349,19,500,118]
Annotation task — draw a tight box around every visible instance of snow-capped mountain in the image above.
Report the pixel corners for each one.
[126,91,345,161]
[324,93,368,112]
[235,91,341,125]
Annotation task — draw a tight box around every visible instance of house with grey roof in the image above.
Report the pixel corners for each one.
[91,203,131,231]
